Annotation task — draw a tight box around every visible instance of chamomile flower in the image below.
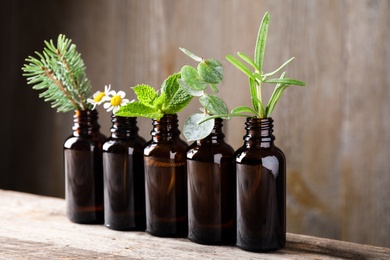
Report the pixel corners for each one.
[103,90,130,113]
[87,84,111,109]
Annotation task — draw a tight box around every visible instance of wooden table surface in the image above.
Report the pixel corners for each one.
[0,189,389,259]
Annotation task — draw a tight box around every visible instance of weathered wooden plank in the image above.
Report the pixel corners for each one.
[0,189,389,259]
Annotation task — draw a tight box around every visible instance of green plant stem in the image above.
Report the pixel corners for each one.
[256,81,263,117]
[43,66,79,110]
[57,50,86,110]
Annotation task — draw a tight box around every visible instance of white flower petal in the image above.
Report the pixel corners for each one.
[113,106,120,114]
[92,91,101,98]
[117,91,126,98]
[121,99,130,105]
[107,90,116,96]
[106,106,114,112]
[103,102,111,109]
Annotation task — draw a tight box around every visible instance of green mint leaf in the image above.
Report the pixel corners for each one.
[115,101,164,119]
[178,78,204,97]
[132,84,158,107]
[197,59,223,84]
[183,113,215,141]
[181,65,207,91]
[254,11,270,73]
[161,73,193,114]
[199,94,228,115]
[179,47,202,62]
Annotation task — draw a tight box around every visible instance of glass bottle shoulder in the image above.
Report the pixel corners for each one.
[144,138,188,161]
[64,133,106,150]
[234,143,285,165]
[186,141,234,161]
[103,136,146,154]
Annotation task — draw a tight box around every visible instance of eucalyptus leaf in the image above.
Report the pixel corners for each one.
[181,65,207,91]
[209,83,219,93]
[179,47,203,62]
[197,59,223,84]
[183,113,215,141]
[199,94,229,115]
[178,78,204,97]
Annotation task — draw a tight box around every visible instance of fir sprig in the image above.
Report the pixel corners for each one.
[22,34,92,112]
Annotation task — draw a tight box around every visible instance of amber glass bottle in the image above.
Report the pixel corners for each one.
[103,115,146,231]
[64,110,106,224]
[187,118,235,245]
[235,117,286,252]
[143,114,188,237]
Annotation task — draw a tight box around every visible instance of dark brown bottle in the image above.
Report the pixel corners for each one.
[187,118,235,245]
[143,114,188,237]
[103,115,146,231]
[235,117,286,252]
[64,110,106,224]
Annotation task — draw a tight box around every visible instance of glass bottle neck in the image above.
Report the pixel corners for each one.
[72,110,101,137]
[243,117,275,148]
[151,114,181,142]
[197,118,226,145]
[110,115,139,139]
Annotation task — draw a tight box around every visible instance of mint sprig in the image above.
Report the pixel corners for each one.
[178,48,229,141]
[115,73,192,119]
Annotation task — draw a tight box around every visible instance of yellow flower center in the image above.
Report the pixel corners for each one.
[94,92,105,102]
[111,95,122,106]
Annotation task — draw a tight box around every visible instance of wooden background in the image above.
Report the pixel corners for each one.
[1,0,389,248]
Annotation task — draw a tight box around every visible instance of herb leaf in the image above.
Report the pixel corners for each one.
[197,59,223,84]
[133,84,158,107]
[183,113,215,141]
[116,101,163,119]
[254,12,270,73]
[179,47,202,62]
[161,73,193,114]
[177,79,204,97]
[199,94,228,115]
[264,78,306,86]
[231,105,258,116]
[181,65,208,91]
[226,55,254,80]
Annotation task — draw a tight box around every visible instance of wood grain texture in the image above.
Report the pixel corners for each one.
[0,0,389,248]
[1,189,389,259]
